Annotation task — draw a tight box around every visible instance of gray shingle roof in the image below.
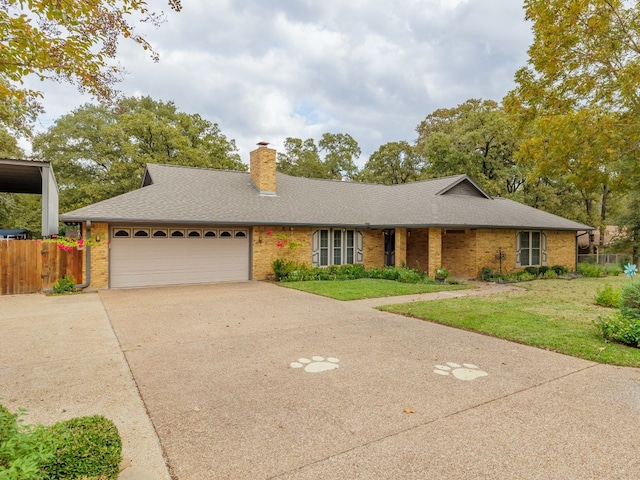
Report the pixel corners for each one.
[59,164,593,231]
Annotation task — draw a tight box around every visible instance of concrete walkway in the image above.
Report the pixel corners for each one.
[0,292,170,479]
[3,282,640,479]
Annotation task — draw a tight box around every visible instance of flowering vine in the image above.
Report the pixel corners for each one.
[266,230,307,251]
[36,235,97,252]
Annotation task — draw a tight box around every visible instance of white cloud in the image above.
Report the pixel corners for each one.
[20,0,532,164]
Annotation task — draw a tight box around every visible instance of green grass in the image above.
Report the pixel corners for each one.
[279,278,473,301]
[379,276,640,367]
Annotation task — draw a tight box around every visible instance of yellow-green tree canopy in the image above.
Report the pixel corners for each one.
[0,0,181,132]
[514,0,640,114]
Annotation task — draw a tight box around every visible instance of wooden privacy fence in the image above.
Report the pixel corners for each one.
[0,240,83,295]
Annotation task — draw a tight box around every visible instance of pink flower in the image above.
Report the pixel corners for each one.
[57,244,63,249]
[77,238,84,245]
[51,234,57,238]
[276,240,285,248]
[35,239,41,244]
[266,230,273,236]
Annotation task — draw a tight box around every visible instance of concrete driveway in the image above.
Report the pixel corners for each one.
[95,282,640,480]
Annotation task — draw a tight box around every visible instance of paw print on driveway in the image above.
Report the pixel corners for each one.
[434,362,488,381]
[290,356,339,373]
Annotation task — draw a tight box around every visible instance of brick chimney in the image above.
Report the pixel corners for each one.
[250,142,277,196]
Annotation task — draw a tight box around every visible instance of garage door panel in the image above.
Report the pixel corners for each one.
[110,236,249,288]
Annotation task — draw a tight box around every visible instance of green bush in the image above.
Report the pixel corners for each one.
[577,262,606,277]
[396,268,424,284]
[595,284,622,308]
[605,264,623,276]
[52,276,76,295]
[524,266,539,276]
[620,281,640,322]
[271,259,311,281]
[0,407,121,480]
[594,312,640,348]
[551,265,568,276]
[542,269,557,279]
[0,405,55,480]
[594,282,640,347]
[480,267,494,281]
[538,266,550,276]
[44,416,121,480]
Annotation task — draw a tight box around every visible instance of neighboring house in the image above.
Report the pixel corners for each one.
[60,144,593,289]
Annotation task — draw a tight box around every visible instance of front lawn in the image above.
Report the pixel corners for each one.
[279,278,473,301]
[380,276,640,367]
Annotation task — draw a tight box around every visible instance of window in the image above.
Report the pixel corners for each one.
[152,229,168,238]
[113,229,130,238]
[133,229,149,237]
[312,229,363,267]
[220,230,232,238]
[517,231,547,267]
[204,230,217,238]
[187,230,201,237]
[234,230,247,238]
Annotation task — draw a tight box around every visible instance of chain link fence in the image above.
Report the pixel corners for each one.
[577,253,631,266]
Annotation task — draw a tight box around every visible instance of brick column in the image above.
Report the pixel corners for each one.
[395,228,407,268]
[428,228,442,278]
[88,222,109,288]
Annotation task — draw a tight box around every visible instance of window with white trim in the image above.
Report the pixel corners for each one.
[312,229,363,267]
[516,231,547,267]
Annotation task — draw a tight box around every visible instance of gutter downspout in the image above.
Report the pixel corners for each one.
[74,220,92,289]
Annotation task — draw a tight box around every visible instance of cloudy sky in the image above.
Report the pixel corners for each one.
[26,0,533,166]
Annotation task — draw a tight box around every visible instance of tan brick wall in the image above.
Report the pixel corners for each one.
[546,230,577,270]
[442,229,477,277]
[250,146,277,194]
[407,229,429,271]
[363,229,385,269]
[87,222,109,288]
[475,229,517,276]
[252,226,312,279]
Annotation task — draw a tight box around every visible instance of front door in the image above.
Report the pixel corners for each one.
[384,229,395,267]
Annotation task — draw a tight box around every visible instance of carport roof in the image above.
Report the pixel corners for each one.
[0,158,50,194]
[59,164,594,231]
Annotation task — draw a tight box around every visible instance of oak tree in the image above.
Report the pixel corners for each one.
[32,96,244,212]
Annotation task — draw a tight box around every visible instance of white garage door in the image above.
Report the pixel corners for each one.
[109,227,249,288]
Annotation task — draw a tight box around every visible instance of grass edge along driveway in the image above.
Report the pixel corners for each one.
[278,278,473,301]
[380,277,640,368]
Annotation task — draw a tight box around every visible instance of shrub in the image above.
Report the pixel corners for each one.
[524,266,539,276]
[595,284,622,308]
[52,276,76,295]
[594,282,640,347]
[480,267,494,281]
[605,264,623,276]
[551,265,568,276]
[0,405,56,480]
[577,262,606,278]
[0,406,122,480]
[542,269,557,279]
[397,268,424,284]
[271,259,311,281]
[620,281,640,322]
[594,312,640,348]
[538,266,550,276]
[43,416,121,480]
